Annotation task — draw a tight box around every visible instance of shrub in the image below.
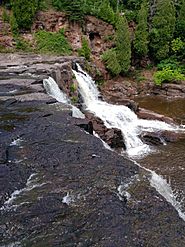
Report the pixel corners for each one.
[35,30,72,55]
[153,68,185,86]
[10,14,19,36]
[2,8,10,22]
[78,37,91,60]
[12,0,37,30]
[102,49,121,75]
[70,83,77,93]
[15,37,33,52]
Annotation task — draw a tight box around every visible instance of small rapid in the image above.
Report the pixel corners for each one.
[73,64,185,221]
[73,64,182,157]
[42,66,185,222]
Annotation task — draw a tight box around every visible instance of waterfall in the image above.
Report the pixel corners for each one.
[43,77,85,119]
[73,64,180,157]
[73,64,185,221]
[43,77,70,104]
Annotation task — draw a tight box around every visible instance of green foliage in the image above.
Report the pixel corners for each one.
[70,83,77,93]
[154,68,185,86]
[150,0,176,61]
[2,8,10,22]
[171,37,184,54]
[98,0,115,25]
[35,30,72,55]
[157,58,180,70]
[134,0,149,57]
[12,0,38,29]
[15,37,33,52]
[71,96,78,103]
[78,37,91,60]
[102,48,121,75]
[115,15,131,73]
[124,10,137,22]
[175,0,185,40]
[52,0,84,22]
[157,58,185,74]
[125,0,142,10]
[10,13,19,36]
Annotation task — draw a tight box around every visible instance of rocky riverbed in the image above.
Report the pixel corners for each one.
[0,54,185,246]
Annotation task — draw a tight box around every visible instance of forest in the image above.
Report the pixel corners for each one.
[1,0,185,84]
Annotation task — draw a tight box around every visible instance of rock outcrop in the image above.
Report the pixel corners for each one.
[85,112,126,150]
[0,54,185,246]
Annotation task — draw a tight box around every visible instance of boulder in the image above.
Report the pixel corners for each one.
[85,112,126,149]
[140,130,185,146]
[72,118,93,135]
[137,108,175,125]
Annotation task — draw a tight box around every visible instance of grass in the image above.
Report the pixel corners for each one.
[35,29,72,55]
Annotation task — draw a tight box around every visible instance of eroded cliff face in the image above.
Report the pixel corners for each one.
[31,11,115,80]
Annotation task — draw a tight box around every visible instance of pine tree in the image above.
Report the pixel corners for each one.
[176,0,185,40]
[134,0,149,57]
[115,15,131,73]
[98,0,115,24]
[12,0,37,29]
[52,0,84,22]
[102,48,121,75]
[150,0,176,60]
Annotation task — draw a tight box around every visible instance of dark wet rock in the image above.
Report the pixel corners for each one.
[0,54,185,246]
[137,107,175,124]
[72,118,93,135]
[116,98,139,112]
[140,132,165,145]
[161,130,185,143]
[141,130,185,146]
[85,112,126,150]
[104,128,126,149]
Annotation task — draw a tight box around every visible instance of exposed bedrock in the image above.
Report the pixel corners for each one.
[85,112,126,150]
[141,130,185,146]
[0,54,185,246]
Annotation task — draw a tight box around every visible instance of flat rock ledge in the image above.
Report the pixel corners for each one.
[0,54,185,246]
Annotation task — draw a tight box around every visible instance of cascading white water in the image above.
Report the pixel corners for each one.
[43,76,85,119]
[43,77,70,104]
[73,64,185,221]
[73,65,181,157]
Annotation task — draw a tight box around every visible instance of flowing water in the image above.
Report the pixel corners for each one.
[43,77,85,119]
[42,70,185,220]
[72,65,185,221]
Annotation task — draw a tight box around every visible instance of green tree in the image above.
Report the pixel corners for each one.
[52,0,84,22]
[98,0,115,24]
[12,0,38,29]
[134,0,149,57]
[102,48,121,75]
[115,15,131,73]
[176,0,185,40]
[150,0,176,61]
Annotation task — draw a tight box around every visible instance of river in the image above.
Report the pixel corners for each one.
[1,60,185,246]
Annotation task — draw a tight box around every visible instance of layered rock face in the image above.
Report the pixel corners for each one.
[0,54,185,246]
[0,53,84,101]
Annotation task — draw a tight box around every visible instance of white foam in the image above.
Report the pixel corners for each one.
[73,64,184,157]
[0,173,46,211]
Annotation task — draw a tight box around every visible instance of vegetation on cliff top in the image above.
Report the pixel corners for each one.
[1,0,185,84]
